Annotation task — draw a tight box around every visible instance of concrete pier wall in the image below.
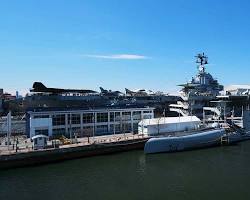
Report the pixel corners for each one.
[0,138,148,170]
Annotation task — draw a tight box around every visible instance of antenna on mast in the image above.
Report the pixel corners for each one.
[195,52,208,73]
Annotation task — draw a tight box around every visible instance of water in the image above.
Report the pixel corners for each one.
[1,141,250,200]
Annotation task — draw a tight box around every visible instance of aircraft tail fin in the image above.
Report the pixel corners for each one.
[32,82,47,90]
[100,87,105,93]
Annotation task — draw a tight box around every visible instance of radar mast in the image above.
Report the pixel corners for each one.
[195,52,208,73]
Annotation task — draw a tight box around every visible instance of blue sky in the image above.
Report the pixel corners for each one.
[1,0,250,95]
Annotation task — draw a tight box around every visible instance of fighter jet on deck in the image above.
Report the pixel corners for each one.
[125,88,149,96]
[125,88,164,96]
[99,87,124,97]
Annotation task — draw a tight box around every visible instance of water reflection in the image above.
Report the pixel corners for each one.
[1,142,250,200]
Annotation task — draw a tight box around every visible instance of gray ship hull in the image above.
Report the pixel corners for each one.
[144,128,225,154]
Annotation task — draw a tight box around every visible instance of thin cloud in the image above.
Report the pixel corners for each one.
[83,54,150,60]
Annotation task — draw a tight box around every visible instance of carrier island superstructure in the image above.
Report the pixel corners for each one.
[169,53,250,127]
[169,53,224,119]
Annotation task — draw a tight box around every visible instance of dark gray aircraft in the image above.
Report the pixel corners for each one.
[99,87,123,97]
[31,82,97,94]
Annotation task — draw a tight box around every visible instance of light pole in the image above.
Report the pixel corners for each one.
[92,113,95,143]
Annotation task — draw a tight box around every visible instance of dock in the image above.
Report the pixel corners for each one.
[0,133,150,170]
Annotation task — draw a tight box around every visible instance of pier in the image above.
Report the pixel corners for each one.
[0,133,150,169]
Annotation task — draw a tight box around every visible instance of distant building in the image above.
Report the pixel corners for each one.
[0,98,2,113]
[27,107,154,138]
[0,89,3,113]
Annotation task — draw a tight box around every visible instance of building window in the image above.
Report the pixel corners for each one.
[110,124,121,133]
[53,128,66,136]
[82,126,93,137]
[34,115,49,119]
[97,113,108,123]
[133,111,141,120]
[110,112,121,122]
[115,112,121,121]
[83,113,94,123]
[122,112,131,121]
[68,127,81,137]
[133,123,139,133]
[68,114,80,125]
[52,114,65,126]
[110,112,114,122]
[35,129,49,136]
[121,123,132,133]
[143,115,152,119]
[96,125,108,135]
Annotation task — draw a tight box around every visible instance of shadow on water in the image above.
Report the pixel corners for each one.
[1,141,250,200]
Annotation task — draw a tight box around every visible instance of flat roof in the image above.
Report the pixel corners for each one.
[27,107,155,115]
[139,116,200,126]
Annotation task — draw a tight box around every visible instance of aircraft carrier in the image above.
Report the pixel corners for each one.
[3,52,250,121]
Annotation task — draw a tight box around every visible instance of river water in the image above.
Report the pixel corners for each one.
[1,141,250,200]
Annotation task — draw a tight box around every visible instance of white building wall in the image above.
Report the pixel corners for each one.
[30,118,52,137]
[28,108,154,138]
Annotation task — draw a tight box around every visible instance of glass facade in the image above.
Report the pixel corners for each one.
[110,112,114,122]
[30,108,153,137]
[68,127,81,137]
[35,129,48,136]
[121,123,132,133]
[52,114,65,126]
[82,126,93,137]
[97,113,108,123]
[52,128,66,136]
[133,123,139,133]
[133,111,141,120]
[122,112,131,121]
[96,125,108,135]
[68,114,81,124]
[110,124,121,133]
[34,115,49,119]
[83,113,94,123]
[143,115,152,119]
